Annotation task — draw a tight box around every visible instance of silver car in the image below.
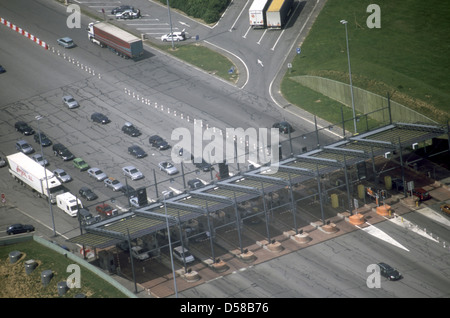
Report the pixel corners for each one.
[158,161,178,175]
[16,140,34,154]
[62,95,79,109]
[31,154,49,166]
[88,167,108,181]
[57,37,75,48]
[53,169,72,183]
[104,177,124,191]
[122,166,144,181]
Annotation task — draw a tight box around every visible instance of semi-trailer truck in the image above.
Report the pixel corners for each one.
[7,152,65,204]
[266,0,293,29]
[87,21,144,59]
[249,0,272,28]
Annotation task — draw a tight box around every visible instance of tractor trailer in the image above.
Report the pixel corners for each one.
[87,21,144,59]
[7,152,65,204]
[266,0,293,29]
[249,0,272,28]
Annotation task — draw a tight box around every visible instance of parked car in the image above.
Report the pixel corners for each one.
[149,135,170,150]
[73,158,89,171]
[52,143,74,161]
[34,132,52,147]
[16,140,34,154]
[104,177,124,191]
[62,95,79,109]
[53,168,72,183]
[31,154,49,166]
[173,246,195,263]
[273,121,294,134]
[87,167,108,181]
[161,30,185,42]
[122,122,141,137]
[79,186,98,201]
[440,204,450,215]
[378,262,402,281]
[6,223,35,235]
[131,246,150,261]
[116,9,140,19]
[193,157,212,172]
[0,65,6,73]
[159,161,178,175]
[91,112,110,124]
[120,185,136,198]
[111,5,134,14]
[128,145,147,158]
[96,203,117,217]
[122,166,144,180]
[15,121,35,135]
[57,37,75,48]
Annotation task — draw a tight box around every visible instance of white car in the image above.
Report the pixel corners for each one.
[161,29,185,42]
[131,246,150,261]
[53,169,72,183]
[173,246,194,264]
[31,154,49,166]
[88,167,108,181]
[62,95,79,109]
[116,9,140,19]
[104,177,124,191]
[159,161,178,175]
[122,166,144,181]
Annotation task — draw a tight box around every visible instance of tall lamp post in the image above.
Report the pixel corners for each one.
[166,0,175,50]
[340,20,357,134]
[36,115,57,237]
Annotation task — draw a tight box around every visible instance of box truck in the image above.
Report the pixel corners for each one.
[87,21,144,59]
[7,152,65,204]
[56,192,83,217]
[266,0,293,29]
[249,0,272,28]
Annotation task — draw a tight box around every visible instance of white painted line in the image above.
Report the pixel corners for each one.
[416,207,450,227]
[387,215,439,242]
[357,223,410,252]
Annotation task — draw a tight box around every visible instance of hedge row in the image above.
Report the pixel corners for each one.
[158,0,231,24]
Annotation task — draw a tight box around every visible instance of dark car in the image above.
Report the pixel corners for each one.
[111,5,134,14]
[120,184,137,198]
[149,135,170,150]
[188,178,204,190]
[79,187,98,201]
[122,122,141,137]
[378,262,402,281]
[15,121,35,135]
[7,224,35,235]
[128,145,147,158]
[273,121,294,134]
[91,112,110,124]
[52,143,74,161]
[192,156,212,172]
[34,132,52,147]
[0,65,6,73]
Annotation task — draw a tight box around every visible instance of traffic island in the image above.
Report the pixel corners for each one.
[284,230,312,244]
[257,239,284,253]
[204,258,229,273]
[176,268,201,282]
[238,250,257,263]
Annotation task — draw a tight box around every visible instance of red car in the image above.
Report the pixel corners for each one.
[412,188,431,201]
[96,204,117,217]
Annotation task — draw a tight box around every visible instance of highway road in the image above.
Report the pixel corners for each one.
[0,0,449,299]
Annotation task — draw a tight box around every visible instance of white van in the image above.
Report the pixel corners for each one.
[56,192,82,217]
[173,246,195,263]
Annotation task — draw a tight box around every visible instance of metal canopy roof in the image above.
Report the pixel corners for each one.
[68,122,447,249]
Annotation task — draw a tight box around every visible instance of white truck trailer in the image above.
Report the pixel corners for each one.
[7,152,65,204]
[249,0,272,28]
[56,192,83,217]
[266,0,293,29]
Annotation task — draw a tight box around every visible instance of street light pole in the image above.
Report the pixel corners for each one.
[166,0,175,50]
[36,115,56,237]
[340,20,357,134]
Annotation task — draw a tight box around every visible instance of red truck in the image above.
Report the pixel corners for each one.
[87,22,144,59]
[96,204,118,218]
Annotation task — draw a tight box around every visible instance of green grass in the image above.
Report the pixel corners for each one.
[283,0,450,124]
[154,42,239,83]
[0,240,127,298]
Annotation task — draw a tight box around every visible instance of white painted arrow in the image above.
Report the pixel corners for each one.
[357,223,410,252]
[257,59,264,67]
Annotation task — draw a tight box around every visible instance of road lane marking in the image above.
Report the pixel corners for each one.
[357,222,410,252]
